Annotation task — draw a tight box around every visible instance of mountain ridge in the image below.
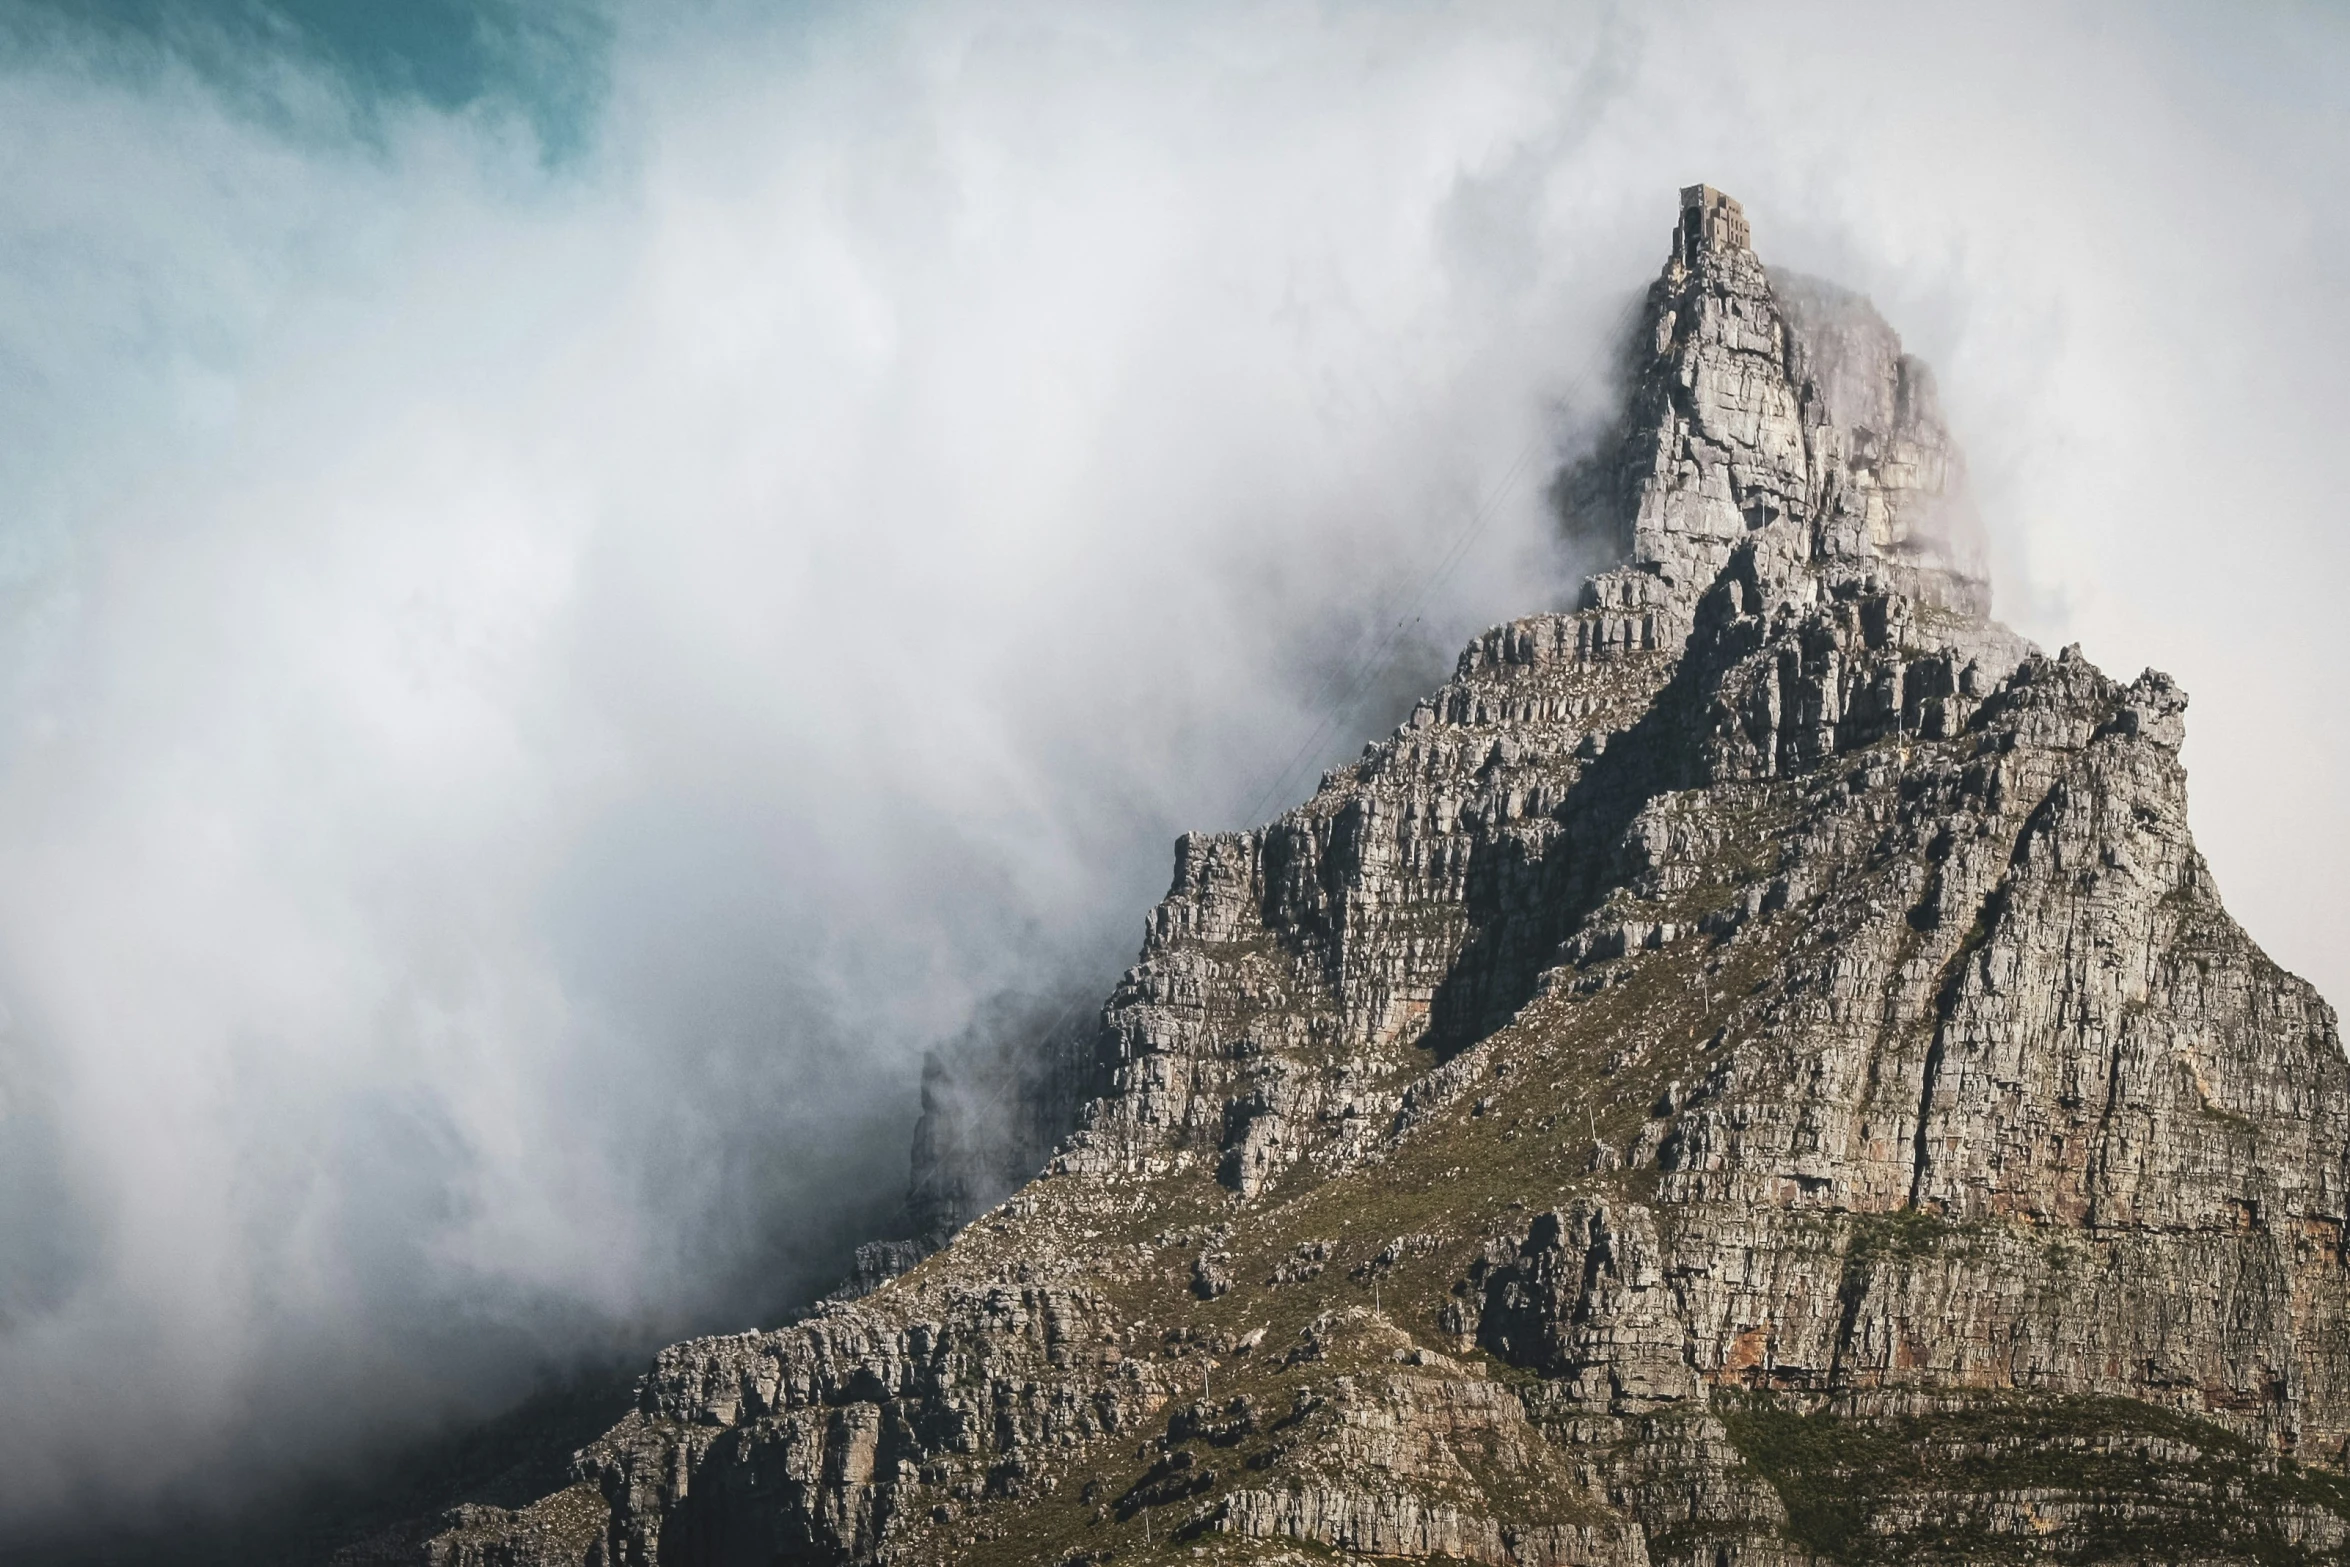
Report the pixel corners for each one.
[400,185,2350,1567]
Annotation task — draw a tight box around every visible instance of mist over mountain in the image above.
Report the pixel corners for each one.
[0,2,2345,1559]
[425,175,2350,1567]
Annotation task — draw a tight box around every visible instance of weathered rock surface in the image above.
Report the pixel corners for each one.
[905,987,1103,1246]
[419,187,2349,1566]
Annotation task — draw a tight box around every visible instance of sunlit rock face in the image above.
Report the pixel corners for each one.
[417,189,2349,1567]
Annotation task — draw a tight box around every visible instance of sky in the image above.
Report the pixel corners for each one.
[0,0,2345,1547]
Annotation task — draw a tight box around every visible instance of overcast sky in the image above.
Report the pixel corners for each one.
[0,0,2344,1544]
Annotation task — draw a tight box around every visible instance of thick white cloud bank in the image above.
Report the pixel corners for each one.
[0,0,2343,1536]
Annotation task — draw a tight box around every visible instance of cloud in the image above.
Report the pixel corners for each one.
[0,0,2342,1539]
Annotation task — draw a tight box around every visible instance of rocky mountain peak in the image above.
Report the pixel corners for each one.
[405,189,2348,1567]
[1565,183,1987,647]
[1670,183,1753,271]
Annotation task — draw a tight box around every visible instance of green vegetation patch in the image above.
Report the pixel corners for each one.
[1843,1206,1973,1267]
[1720,1391,2350,1566]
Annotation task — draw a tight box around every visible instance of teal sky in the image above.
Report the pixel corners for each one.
[0,3,2345,1552]
[7,0,612,154]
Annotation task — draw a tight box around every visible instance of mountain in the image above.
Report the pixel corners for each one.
[408,186,2350,1567]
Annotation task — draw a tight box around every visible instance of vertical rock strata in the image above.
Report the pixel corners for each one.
[428,188,2350,1567]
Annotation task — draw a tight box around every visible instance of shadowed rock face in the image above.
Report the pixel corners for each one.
[414,187,2349,1567]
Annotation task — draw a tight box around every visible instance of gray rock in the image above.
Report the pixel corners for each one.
[423,186,2347,1567]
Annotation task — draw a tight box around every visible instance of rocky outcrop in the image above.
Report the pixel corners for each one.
[821,986,1105,1304]
[905,988,1102,1244]
[421,187,2348,1567]
[1559,184,1987,620]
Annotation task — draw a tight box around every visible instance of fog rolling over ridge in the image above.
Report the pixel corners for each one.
[0,0,2344,1549]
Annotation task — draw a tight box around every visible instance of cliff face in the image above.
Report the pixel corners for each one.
[912,990,1102,1247]
[421,187,2350,1567]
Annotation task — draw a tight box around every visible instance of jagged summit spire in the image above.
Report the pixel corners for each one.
[1670,183,1752,270]
[1560,185,1989,628]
